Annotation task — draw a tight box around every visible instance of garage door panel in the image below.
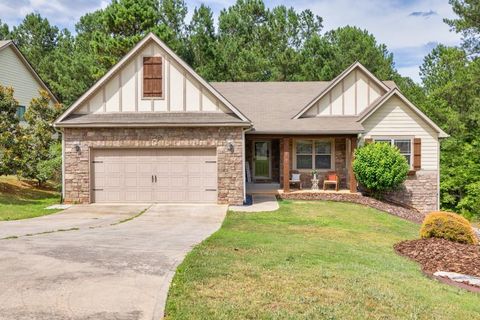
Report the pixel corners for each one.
[92,148,218,203]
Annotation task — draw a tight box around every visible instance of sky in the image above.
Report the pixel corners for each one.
[0,0,462,82]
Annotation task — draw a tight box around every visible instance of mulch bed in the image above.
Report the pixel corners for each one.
[395,238,480,277]
[279,192,425,223]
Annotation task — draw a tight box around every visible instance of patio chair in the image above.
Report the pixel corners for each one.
[323,172,339,191]
[289,170,302,189]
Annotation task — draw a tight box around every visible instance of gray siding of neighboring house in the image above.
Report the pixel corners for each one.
[0,45,46,107]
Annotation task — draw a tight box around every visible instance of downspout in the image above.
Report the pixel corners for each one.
[437,139,441,210]
[61,130,65,203]
[242,127,253,203]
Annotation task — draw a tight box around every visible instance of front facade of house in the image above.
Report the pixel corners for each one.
[55,34,447,213]
[0,40,58,119]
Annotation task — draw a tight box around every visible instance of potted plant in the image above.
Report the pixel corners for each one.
[311,169,318,180]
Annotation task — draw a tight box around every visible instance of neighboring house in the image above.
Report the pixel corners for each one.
[0,40,58,120]
[55,33,448,213]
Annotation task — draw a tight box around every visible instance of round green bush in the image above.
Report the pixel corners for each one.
[353,142,409,193]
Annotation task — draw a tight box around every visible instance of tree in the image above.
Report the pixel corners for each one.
[419,43,480,217]
[0,19,9,40]
[319,26,396,80]
[0,86,21,176]
[11,13,59,66]
[36,142,62,186]
[187,4,217,78]
[19,91,63,186]
[445,0,480,54]
[353,142,409,195]
[215,0,272,81]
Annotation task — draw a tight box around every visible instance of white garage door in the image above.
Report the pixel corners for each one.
[91,148,217,203]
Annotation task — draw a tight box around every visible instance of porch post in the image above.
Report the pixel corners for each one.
[349,136,357,193]
[283,137,290,193]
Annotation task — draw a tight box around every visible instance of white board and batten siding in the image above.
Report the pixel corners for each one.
[305,69,385,117]
[75,42,227,115]
[0,45,51,107]
[362,96,439,170]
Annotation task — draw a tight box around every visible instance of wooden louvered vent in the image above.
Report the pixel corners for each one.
[143,57,163,97]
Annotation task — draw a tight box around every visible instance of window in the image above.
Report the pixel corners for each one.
[373,138,412,165]
[16,105,26,121]
[143,56,163,98]
[295,140,332,170]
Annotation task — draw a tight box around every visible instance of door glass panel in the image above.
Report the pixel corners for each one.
[254,141,270,177]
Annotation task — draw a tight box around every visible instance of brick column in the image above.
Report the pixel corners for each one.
[283,137,290,192]
[349,136,357,193]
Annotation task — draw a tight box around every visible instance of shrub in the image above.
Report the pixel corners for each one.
[420,211,478,245]
[353,142,409,194]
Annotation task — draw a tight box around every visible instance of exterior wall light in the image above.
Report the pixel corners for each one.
[226,141,234,153]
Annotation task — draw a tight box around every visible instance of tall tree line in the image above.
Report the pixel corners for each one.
[0,0,413,106]
[0,0,478,217]
[416,0,480,217]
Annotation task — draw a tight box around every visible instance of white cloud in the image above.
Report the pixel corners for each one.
[0,0,107,30]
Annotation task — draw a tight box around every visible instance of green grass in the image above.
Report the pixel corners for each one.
[166,200,480,319]
[0,176,61,221]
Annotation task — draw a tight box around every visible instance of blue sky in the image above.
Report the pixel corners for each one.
[0,0,461,82]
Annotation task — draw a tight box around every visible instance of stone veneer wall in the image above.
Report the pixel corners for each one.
[63,127,244,205]
[381,170,438,214]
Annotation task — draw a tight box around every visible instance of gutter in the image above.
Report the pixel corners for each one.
[247,130,364,135]
[54,122,252,128]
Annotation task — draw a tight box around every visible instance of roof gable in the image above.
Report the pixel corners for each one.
[358,88,449,138]
[55,33,250,125]
[0,40,59,104]
[293,62,389,119]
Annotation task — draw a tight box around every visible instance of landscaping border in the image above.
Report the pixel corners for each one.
[279,192,425,223]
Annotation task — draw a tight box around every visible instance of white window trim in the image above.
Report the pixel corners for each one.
[141,53,165,100]
[371,135,414,169]
[293,138,335,171]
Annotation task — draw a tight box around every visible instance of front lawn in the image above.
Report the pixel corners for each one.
[0,176,61,221]
[166,200,480,319]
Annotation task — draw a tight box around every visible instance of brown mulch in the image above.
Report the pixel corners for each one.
[280,192,425,223]
[394,238,480,277]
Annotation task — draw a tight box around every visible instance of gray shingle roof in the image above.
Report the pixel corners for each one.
[0,40,11,50]
[58,112,248,127]
[212,81,371,134]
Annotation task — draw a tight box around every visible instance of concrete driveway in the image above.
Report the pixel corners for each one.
[0,204,150,239]
[0,204,227,320]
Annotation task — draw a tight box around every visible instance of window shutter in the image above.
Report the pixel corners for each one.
[143,57,162,97]
[364,138,373,145]
[413,138,421,170]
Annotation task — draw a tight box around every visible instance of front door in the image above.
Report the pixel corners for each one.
[253,141,271,179]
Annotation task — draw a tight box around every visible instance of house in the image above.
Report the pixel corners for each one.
[54,33,448,213]
[0,40,58,119]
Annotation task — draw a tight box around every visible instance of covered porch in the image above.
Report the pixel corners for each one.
[245,135,358,194]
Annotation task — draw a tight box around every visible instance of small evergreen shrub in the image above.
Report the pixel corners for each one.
[353,142,409,194]
[420,211,478,245]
